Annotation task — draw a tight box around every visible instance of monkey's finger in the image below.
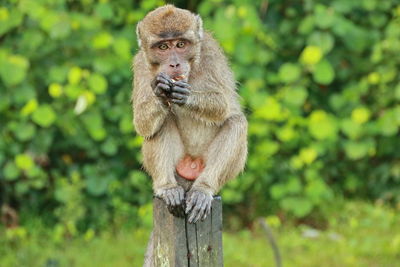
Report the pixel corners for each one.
[202,201,212,221]
[188,203,201,223]
[178,187,185,202]
[156,78,171,87]
[172,189,181,205]
[157,73,170,83]
[171,86,190,95]
[193,200,208,223]
[158,72,170,80]
[166,191,175,206]
[188,194,205,223]
[185,193,198,214]
[172,189,181,206]
[174,81,191,89]
[188,210,197,223]
[189,202,204,223]
[163,193,171,206]
[154,87,164,97]
[171,92,187,100]
[157,83,171,92]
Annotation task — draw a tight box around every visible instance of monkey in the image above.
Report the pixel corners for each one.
[132,5,247,225]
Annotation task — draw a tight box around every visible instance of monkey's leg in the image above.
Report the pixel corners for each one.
[186,115,247,223]
[142,117,186,217]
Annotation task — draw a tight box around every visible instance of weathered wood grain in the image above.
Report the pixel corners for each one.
[152,196,223,267]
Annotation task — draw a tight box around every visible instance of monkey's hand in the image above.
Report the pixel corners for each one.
[185,188,213,223]
[157,186,186,218]
[170,80,191,106]
[151,73,172,104]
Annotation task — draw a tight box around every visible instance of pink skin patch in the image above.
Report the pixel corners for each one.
[176,155,205,180]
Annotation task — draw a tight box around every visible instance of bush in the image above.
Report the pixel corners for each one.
[1,0,400,232]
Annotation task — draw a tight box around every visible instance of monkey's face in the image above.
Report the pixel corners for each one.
[136,5,203,81]
[148,37,196,80]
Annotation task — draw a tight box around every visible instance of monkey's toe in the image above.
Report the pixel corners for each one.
[186,190,213,223]
[161,186,185,206]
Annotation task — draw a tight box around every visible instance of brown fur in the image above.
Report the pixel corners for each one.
[132,5,247,197]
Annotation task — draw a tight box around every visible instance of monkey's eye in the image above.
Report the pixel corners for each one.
[158,43,169,50]
[176,41,186,48]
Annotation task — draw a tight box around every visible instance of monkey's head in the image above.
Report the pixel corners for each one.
[136,5,203,80]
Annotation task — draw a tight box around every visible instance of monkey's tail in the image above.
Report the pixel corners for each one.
[258,218,282,267]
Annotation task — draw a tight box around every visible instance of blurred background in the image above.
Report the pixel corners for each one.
[1,0,400,266]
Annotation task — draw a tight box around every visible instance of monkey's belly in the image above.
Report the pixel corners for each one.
[177,116,219,156]
[176,156,205,180]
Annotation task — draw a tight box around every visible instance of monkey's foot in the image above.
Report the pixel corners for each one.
[158,186,185,218]
[185,189,213,223]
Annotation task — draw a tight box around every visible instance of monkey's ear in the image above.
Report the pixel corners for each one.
[136,21,142,47]
[195,15,203,40]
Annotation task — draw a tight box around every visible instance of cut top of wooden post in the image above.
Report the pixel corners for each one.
[153,196,223,267]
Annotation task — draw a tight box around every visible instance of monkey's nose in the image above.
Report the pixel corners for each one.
[169,63,180,68]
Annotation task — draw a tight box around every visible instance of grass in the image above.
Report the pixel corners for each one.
[1,201,400,267]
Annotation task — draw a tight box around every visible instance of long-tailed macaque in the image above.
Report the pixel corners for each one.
[132,5,247,224]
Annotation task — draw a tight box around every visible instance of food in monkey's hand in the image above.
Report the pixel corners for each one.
[171,74,186,83]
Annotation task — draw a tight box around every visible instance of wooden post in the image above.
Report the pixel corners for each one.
[153,196,223,267]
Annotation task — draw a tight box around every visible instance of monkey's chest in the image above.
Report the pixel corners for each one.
[176,116,219,157]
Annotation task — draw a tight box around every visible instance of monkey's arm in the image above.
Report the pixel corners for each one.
[186,88,230,123]
[133,94,169,138]
[171,80,234,124]
[132,53,170,138]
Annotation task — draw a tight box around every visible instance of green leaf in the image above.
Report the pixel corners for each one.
[278,63,301,83]
[81,111,107,141]
[101,138,118,156]
[351,107,370,124]
[308,110,338,140]
[314,4,335,29]
[92,32,113,49]
[307,32,334,53]
[300,45,323,65]
[95,3,114,20]
[254,97,285,121]
[4,161,20,181]
[88,73,108,94]
[313,59,335,85]
[113,38,131,59]
[32,105,56,127]
[299,147,318,164]
[341,119,362,139]
[119,114,133,134]
[0,54,29,86]
[129,170,148,187]
[283,86,308,106]
[14,123,36,141]
[281,197,313,217]
[86,175,110,196]
[305,179,332,203]
[344,140,373,160]
[377,110,398,136]
[68,67,82,85]
[15,154,34,171]
[0,8,23,36]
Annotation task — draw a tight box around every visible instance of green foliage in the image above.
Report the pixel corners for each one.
[0,0,157,232]
[1,202,400,266]
[198,0,400,220]
[0,0,400,232]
